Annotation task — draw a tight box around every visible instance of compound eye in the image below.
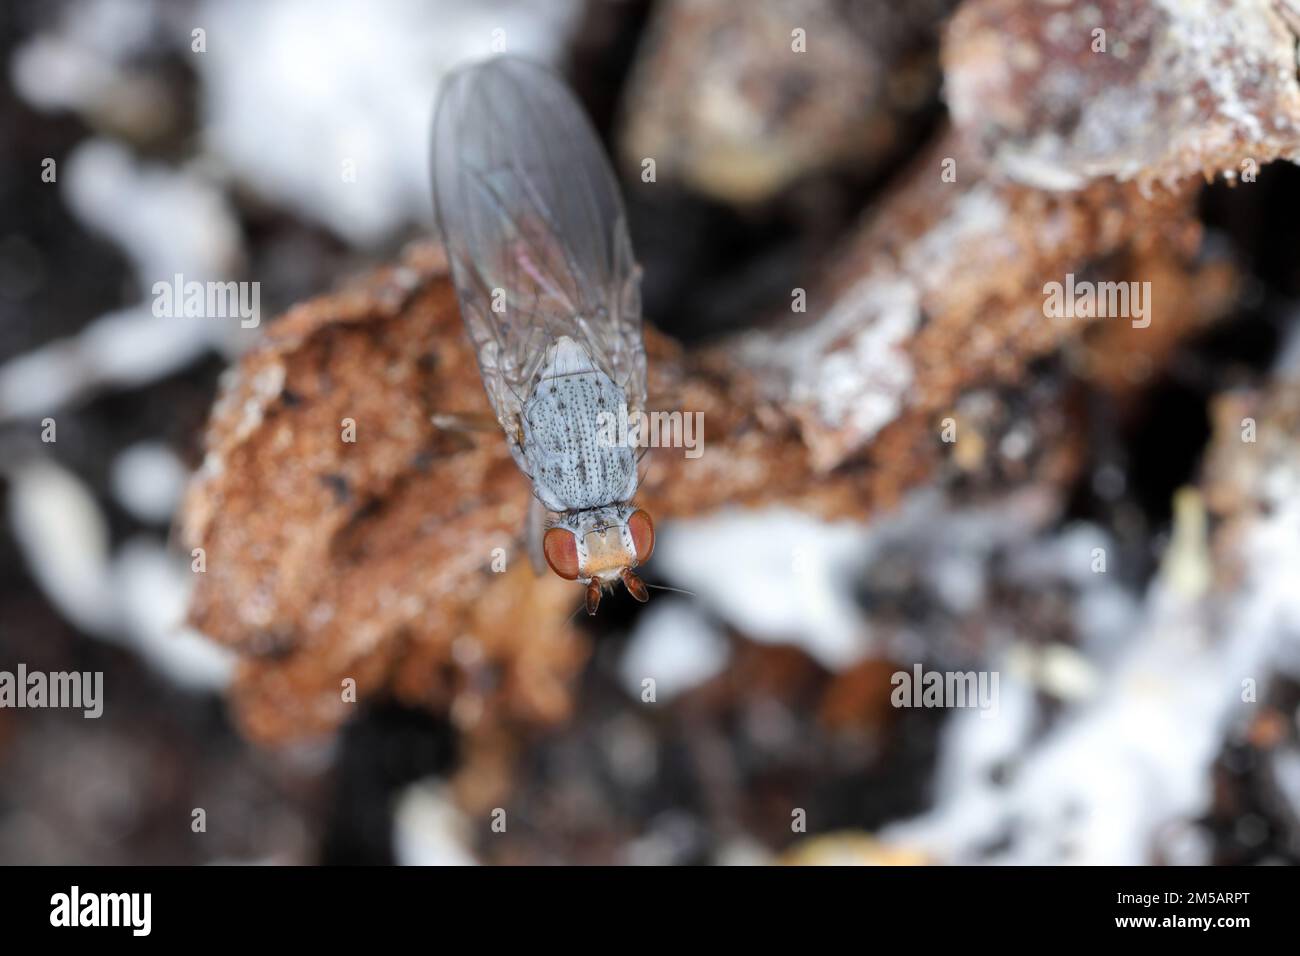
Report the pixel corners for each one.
[543,527,581,580]
[627,510,654,564]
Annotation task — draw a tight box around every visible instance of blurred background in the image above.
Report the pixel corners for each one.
[2,0,1300,865]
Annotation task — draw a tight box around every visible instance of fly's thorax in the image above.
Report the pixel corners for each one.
[522,337,638,513]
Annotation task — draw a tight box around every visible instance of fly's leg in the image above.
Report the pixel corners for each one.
[431,410,542,572]
[431,411,528,466]
[429,411,500,433]
[526,495,548,576]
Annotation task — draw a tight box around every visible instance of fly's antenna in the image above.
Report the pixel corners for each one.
[646,582,696,597]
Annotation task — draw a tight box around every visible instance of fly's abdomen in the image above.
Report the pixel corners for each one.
[522,338,637,513]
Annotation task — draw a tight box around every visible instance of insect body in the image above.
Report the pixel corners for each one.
[431,56,654,614]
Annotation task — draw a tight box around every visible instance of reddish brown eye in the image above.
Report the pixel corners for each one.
[627,509,654,564]
[543,527,581,580]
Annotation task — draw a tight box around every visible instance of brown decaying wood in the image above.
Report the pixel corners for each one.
[181,0,1295,746]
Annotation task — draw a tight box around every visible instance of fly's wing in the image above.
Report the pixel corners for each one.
[431,56,645,468]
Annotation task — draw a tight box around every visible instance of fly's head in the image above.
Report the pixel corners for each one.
[542,503,654,615]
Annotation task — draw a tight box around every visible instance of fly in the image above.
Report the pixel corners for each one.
[431,55,654,615]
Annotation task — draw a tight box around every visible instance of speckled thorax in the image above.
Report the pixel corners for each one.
[521,336,639,514]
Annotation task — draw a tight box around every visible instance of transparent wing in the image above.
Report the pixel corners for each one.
[432,56,645,463]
